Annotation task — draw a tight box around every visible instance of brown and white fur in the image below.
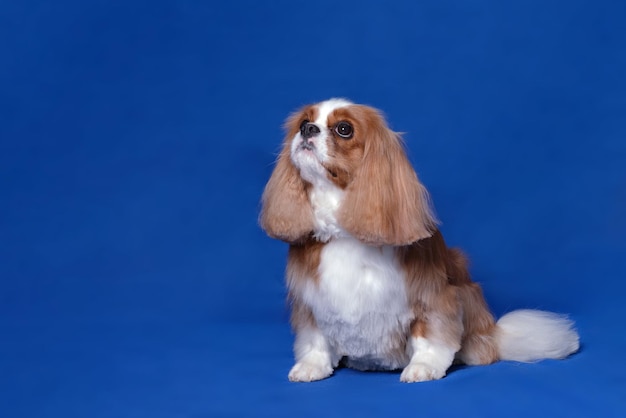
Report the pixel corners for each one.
[260,98,579,383]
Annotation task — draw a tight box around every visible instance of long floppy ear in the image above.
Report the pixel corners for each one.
[338,108,437,246]
[259,141,314,243]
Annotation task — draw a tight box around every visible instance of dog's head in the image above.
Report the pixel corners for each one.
[260,99,437,246]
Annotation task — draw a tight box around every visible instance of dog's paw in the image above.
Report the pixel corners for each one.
[400,362,446,383]
[288,361,333,382]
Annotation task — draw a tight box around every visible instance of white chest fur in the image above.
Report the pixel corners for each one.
[308,181,345,242]
[301,237,414,370]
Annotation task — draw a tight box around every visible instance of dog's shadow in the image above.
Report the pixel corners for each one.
[333,360,471,380]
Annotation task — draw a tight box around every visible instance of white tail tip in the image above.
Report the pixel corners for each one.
[495,309,580,362]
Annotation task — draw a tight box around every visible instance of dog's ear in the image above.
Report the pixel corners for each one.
[338,106,437,246]
[259,116,315,243]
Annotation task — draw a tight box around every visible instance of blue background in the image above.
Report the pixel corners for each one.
[1,1,625,417]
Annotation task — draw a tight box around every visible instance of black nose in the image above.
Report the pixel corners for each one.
[301,122,321,139]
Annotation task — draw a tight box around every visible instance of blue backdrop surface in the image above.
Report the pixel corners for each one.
[1,1,625,417]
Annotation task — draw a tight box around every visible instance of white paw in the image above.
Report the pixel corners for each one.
[400,362,446,383]
[288,361,333,382]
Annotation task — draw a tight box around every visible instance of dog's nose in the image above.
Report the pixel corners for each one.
[301,122,321,140]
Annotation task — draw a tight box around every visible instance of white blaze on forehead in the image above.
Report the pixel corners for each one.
[314,98,353,126]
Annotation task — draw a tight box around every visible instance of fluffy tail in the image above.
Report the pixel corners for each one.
[495,309,580,362]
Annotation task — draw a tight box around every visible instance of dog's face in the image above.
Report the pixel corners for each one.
[287,98,365,190]
[260,99,437,246]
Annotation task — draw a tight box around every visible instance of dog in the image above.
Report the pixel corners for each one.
[260,98,579,382]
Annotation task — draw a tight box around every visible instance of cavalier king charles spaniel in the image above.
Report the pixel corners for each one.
[260,98,579,383]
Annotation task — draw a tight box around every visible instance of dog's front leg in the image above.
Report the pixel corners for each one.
[288,323,336,382]
[400,294,463,383]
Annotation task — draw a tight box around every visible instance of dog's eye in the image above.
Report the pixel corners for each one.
[335,121,353,139]
[299,120,309,135]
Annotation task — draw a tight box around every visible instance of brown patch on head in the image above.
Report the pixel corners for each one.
[329,105,438,246]
[259,105,320,243]
[320,106,368,188]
